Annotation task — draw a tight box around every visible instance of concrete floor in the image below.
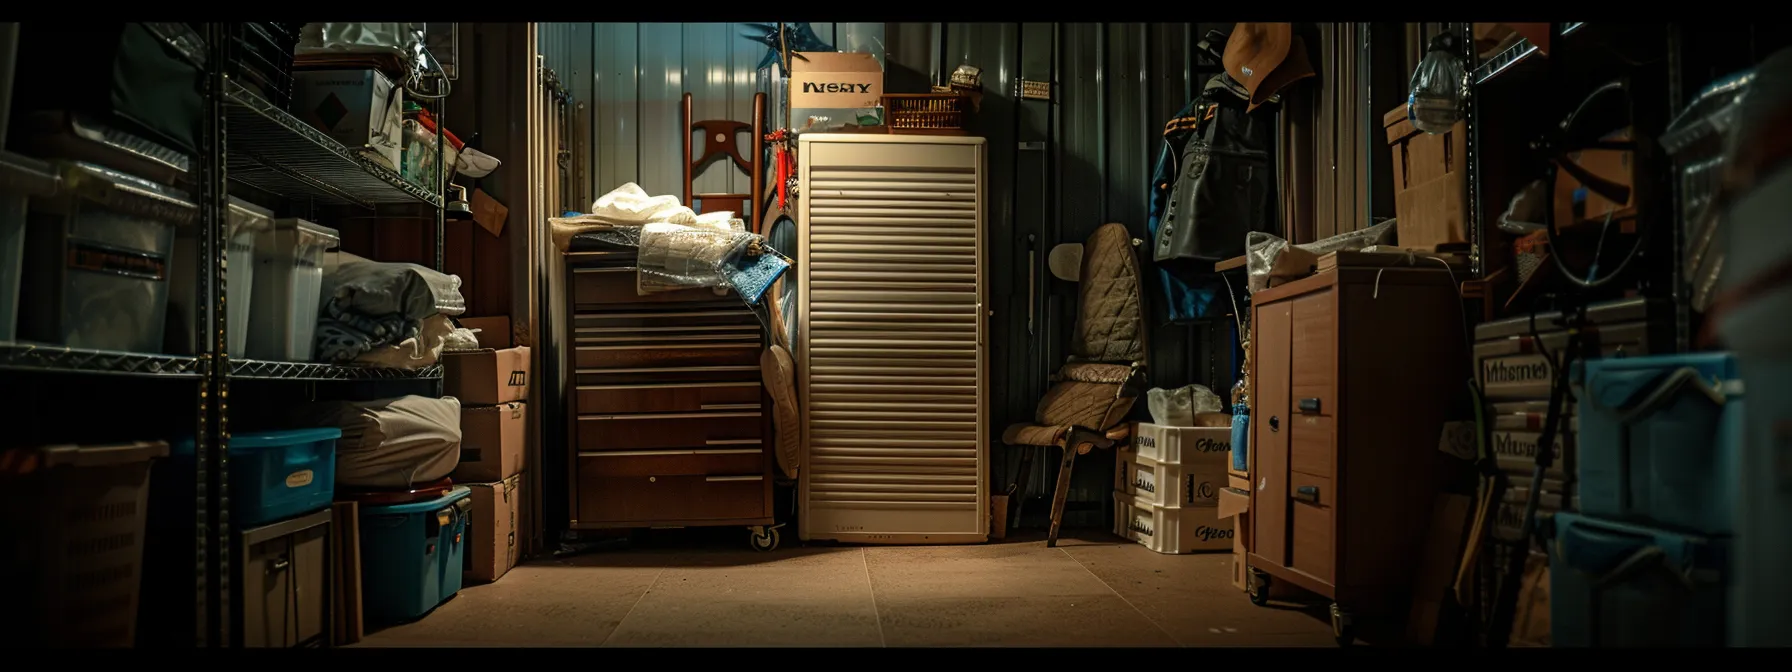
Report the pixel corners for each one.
[359,528,1342,647]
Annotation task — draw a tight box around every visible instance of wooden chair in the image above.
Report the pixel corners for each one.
[681,92,766,233]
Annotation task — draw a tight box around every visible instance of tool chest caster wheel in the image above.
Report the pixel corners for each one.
[748,525,781,551]
[1330,603,1356,646]
[1247,569,1272,607]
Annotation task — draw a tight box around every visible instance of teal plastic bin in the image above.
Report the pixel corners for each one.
[359,486,472,624]
[1576,352,1742,535]
[169,427,341,528]
[1549,512,1729,647]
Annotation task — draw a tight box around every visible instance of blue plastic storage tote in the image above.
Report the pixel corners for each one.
[359,486,472,624]
[1549,512,1729,647]
[170,427,341,528]
[1576,353,1742,535]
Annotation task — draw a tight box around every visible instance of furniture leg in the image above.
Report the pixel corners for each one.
[1007,448,1035,531]
[1046,440,1078,548]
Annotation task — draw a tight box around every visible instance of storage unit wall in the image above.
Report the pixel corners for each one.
[0,23,451,647]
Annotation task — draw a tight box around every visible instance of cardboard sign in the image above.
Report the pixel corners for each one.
[788,52,884,109]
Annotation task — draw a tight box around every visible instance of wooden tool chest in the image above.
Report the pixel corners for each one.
[1244,266,1468,640]
[562,252,775,536]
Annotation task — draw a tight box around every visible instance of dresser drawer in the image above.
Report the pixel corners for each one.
[577,473,767,524]
[577,381,763,415]
[1289,291,1336,417]
[1288,415,1334,478]
[574,343,762,369]
[577,446,765,478]
[574,365,763,386]
[574,323,763,348]
[572,267,730,306]
[572,307,760,331]
[1289,471,1335,584]
[577,410,763,450]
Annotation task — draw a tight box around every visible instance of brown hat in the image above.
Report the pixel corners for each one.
[1224,23,1316,112]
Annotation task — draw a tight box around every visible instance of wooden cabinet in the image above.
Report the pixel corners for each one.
[562,256,775,536]
[1245,267,1467,632]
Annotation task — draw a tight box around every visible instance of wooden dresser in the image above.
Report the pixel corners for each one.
[1244,267,1467,643]
[562,252,777,548]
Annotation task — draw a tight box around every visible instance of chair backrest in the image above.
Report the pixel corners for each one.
[1069,222,1147,366]
[681,92,765,233]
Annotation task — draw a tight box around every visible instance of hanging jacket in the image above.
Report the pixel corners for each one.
[1155,74,1279,266]
[1145,98,1223,324]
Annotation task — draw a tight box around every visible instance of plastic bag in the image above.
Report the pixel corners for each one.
[1245,220,1396,294]
[1147,384,1223,427]
[1408,33,1468,134]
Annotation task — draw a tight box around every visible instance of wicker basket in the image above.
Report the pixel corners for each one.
[883,93,967,133]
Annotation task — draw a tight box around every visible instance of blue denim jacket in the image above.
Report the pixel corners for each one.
[1146,100,1224,324]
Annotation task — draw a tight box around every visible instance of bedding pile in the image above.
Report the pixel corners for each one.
[550,182,790,304]
[314,253,468,367]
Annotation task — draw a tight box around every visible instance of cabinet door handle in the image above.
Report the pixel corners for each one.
[1293,485,1320,504]
[1298,398,1321,414]
[1268,415,1280,432]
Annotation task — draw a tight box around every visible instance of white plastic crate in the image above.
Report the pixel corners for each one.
[1111,490,1233,555]
[245,218,338,362]
[1134,423,1231,464]
[1122,452,1227,509]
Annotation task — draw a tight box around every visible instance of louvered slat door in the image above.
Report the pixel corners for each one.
[796,135,988,544]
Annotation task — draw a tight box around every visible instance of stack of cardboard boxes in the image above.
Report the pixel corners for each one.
[445,316,532,585]
[1112,421,1234,555]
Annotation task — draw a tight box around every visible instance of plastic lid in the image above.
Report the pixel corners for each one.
[361,485,472,514]
[169,427,344,456]
[270,217,342,243]
[227,197,276,236]
[56,160,199,226]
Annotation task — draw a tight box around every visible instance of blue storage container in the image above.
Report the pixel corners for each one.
[1575,353,1743,535]
[1230,403,1249,472]
[170,427,341,528]
[1550,512,1730,647]
[359,486,472,624]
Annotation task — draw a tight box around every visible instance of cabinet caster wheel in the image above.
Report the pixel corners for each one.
[1247,569,1272,607]
[748,525,781,552]
[1329,603,1356,647]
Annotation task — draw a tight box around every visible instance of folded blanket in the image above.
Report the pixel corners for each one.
[324,254,467,320]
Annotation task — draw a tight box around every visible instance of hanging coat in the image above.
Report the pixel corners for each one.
[1155,75,1279,266]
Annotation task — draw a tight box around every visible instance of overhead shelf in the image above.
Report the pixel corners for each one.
[1474,23,1585,87]
[223,79,443,209]
[0,344,203,378]
[229,359,443,381]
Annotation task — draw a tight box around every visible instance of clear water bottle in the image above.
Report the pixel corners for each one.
[1409,33,1468,134]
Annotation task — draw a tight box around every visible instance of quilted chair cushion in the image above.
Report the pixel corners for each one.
[1001,380,1139,448]
[1070,222,1146,365]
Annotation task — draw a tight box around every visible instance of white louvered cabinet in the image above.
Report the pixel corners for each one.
[795,134,989,544]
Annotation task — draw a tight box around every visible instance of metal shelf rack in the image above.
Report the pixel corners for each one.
[0,344,204,378]
[224,79,443,209]
[1473,23,1585,87]
[0,23,453,648]
[229,359,443,380]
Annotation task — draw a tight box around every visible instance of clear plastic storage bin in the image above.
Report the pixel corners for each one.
[20,161,195,353]
[245,218,338,362]
[168,197,273,357]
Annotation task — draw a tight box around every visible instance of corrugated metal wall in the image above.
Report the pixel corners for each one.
[537,22,1240,529]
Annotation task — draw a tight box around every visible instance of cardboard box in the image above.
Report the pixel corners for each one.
[1383,104,1468,250]
[788,52,884,109]
[445,346,530,405]
[294,69,404,170]
[1552,128,1637,232]
[1218,479,1252,591]
[465,474,522,584]
[454,401,526,482]
[458,315,512,350]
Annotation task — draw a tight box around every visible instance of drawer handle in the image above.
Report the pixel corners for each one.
[700,403,761,410]
[1269,415,1280,432]
[1298,398,1321,414]
[580,448,763,457]
[1293,485,1320,504]
[706,439,761,446]
[705,475,764,483]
